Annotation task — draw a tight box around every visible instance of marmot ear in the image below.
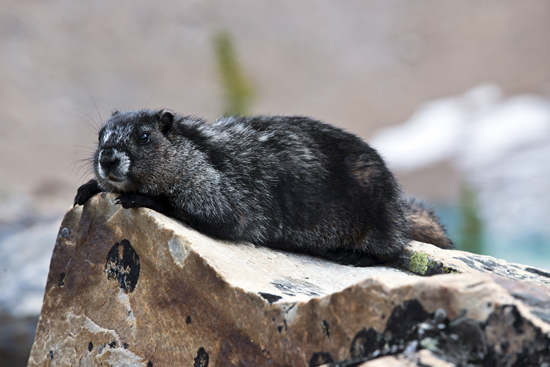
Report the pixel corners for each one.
[158,109,174,135]
[112,109,120,116]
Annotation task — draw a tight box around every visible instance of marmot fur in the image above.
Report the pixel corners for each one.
[74,109,452,266]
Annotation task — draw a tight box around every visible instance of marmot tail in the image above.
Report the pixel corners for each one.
[404,199,454,249]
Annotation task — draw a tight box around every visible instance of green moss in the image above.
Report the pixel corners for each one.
[409,252,429,275]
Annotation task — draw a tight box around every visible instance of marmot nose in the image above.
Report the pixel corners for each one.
[100,156,120,173]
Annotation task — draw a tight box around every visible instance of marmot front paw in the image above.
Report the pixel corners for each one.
[74,179,102,207]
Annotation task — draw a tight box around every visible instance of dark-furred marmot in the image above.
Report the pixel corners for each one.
[74,109,452,266]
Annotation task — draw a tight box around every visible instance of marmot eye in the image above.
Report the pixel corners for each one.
[139,133,150,144]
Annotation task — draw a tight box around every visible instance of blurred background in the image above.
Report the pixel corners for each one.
[1,1,550,365]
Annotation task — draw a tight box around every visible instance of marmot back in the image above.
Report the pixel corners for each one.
[75,109,452,266]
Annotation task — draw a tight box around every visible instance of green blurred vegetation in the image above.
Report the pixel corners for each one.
[459,184,484,254]
[213,32,255,116]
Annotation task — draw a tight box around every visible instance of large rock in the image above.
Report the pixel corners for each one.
[27,193,550,367]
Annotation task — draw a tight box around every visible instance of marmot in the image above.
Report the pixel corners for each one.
[74,109,452,266]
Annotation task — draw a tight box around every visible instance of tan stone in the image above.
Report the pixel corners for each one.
[28,193,550,367]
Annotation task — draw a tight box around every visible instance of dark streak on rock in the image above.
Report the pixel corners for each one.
[350,327,384,359]
[385,299,429,341]
[511,292,547,308]
[423,260,446,276]
[532,310,550,324]
[270,278,321,297]
[321,320,330,338]
[500,341,509,353]
[147,361,153,367]
[455,256,477,270]
[259,292,282,304]
[186,316,192,324]
[525,267,550,278]
[88,341,93,352]
[105,239,140,293]
[510,305,524,332]
[309,351,334,367]
[49,350,54,360]
[451,316,487,360]
[466,281,485,289]
[194,347,209,367]
[58,272,66,287]
[473,257,499,271]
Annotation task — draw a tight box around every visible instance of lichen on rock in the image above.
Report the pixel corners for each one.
[408,252,429,275]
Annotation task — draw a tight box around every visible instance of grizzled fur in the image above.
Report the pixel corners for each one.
[75,109,452,266]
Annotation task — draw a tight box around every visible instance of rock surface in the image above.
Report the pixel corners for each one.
[28,193,550,367]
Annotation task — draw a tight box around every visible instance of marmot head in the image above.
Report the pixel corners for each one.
[93,109,179,194]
